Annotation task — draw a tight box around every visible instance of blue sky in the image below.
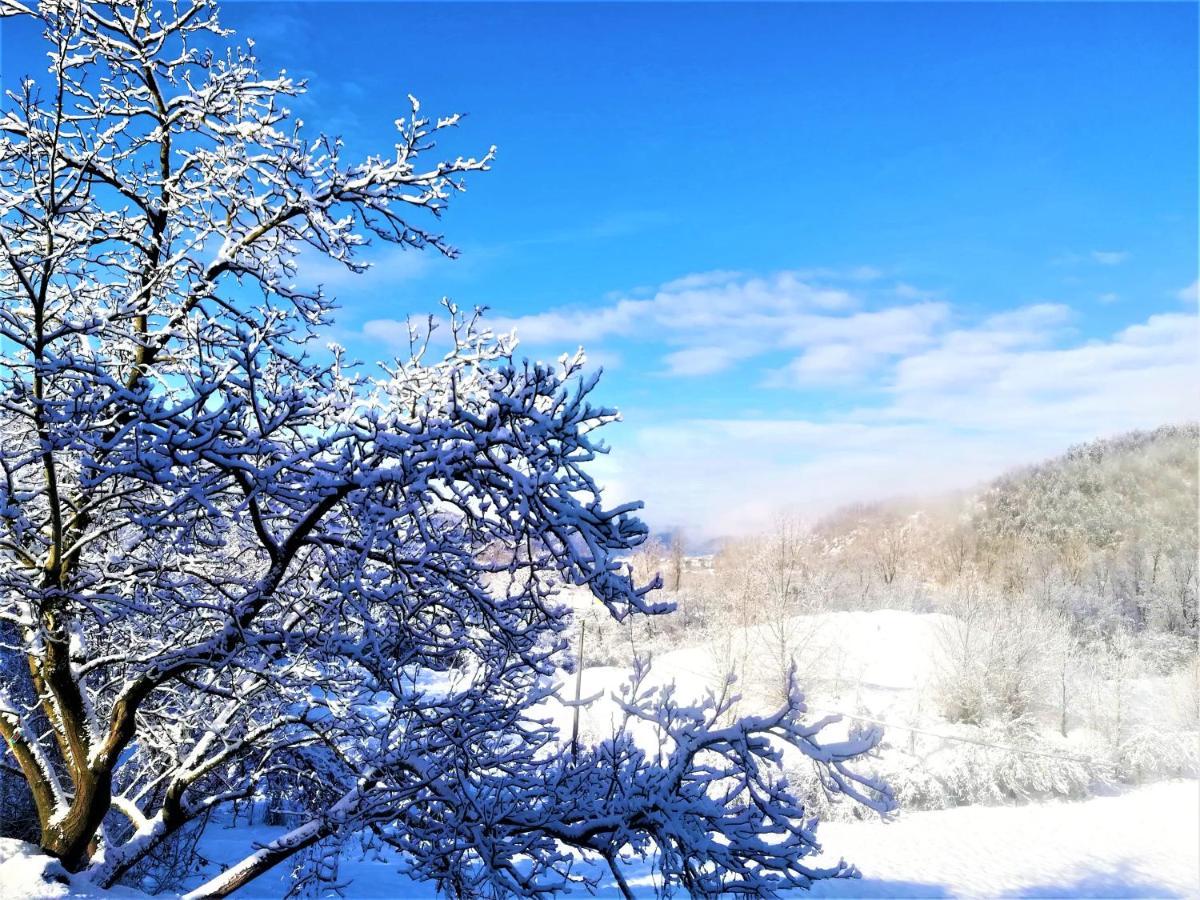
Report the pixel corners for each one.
[5,2,1197,538]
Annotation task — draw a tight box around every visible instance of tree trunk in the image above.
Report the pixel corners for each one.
[606,852,635,900]
[182,816,331,899]
[183,776,379,900]
[1059,668,1069,738]
[41,768,113,872]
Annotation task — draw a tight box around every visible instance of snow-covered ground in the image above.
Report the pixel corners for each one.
[4,610,1195,899]
[623,780,1200,898]
[551,607,1196,803]
[548,609,951,743]
[807,780,1200,898]
[3,781,1196,898]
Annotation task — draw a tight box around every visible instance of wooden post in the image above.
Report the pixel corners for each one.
[570,620,586,759]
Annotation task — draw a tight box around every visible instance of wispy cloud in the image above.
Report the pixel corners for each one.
[662,345,753,377]
[361,269,896,375]
[1052,249,1132,268]
[883,311,1190,429]
[886,304,1071,394]
[1177,280,1199,304]
[357,263,1195,537]
[471,270,936,381]
[486,270,860,350]
[764,303,950,387]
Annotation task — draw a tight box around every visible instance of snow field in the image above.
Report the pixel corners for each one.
[4,781,1196,898]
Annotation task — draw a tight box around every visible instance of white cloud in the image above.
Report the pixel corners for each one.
[764,303,950,387]
[487,270,859,351]
[778,303,950,353]
[894,282,936,300]
[1090,250,1130,266]
[471,272,944,381]
[847,265,885,281]
[361,317,420,348]
[1177,280,1199,304]
[884,312,1194,430]
[779,343,871,383]
[582,348,624,372]
[362,268,899,375]
[353,264,1196,540]
[658,270,744,291]
[594,420,1042,538]
[662,345,753,377]
[889,304,1071,394]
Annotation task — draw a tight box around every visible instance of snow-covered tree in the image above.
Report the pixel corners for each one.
[0,1,892,895]
[668,529,685,592]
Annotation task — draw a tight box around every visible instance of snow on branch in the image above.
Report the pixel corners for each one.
[0,0,891,895]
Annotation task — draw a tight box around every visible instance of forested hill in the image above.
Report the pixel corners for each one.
[789,423,1199,636]
[975,424,1198,554]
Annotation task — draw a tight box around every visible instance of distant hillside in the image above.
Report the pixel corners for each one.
[974,424,1198,554]
[765,424,1200,635]
[810,424,1198,551]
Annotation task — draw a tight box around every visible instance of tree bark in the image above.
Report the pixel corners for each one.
[181,814,333,899]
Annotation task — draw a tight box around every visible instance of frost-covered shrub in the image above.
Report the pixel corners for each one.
[783,756,895,824]
[792,725,1120,816]
[1115,727,1200,783]
[927,733,1106,805]
[875,763,954,815]
[1169,656,1200,728]
[934,584,1062,726]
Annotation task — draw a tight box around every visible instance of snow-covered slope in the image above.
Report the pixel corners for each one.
[4,781,1195,898]
[543,609,950,747]
[807,779,1200,898]
[547,606,1196,819]
[5,611,1193,898]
